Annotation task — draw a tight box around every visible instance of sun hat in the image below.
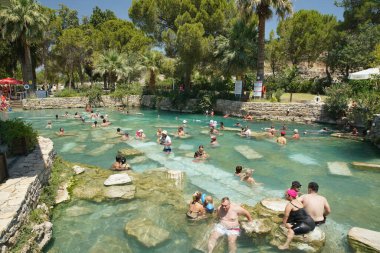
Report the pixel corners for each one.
[291,181,302,188]
[287,189,298,198]
[294,129,298,133]
[162,130,168,135]
[281,131,286,135]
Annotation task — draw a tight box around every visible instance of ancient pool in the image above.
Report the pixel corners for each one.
[2,108,380,252]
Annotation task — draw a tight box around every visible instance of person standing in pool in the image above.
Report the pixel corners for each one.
[299,182,331,226]
[278,189,315,250]
[208,197,253,253]
[161,130,172,153]
[292,129,300,139]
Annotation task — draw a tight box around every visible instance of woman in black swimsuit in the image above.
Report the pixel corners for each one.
[279,189,315,250]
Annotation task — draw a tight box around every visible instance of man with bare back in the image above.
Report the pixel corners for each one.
[208,197,253,253]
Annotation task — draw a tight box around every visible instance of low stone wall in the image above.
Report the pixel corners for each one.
[22,95,141,110]
[215,99,331,123]
[141,95,199,113]
[0,137,54,251]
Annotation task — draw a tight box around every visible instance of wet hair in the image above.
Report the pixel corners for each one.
[235,166,243,174]
[59,127,64,132]
[117,128,121,132]
[100,115,104,119]
[94,121,97,125]
[198,145,204,149]
[55,114,58,119]
[220,122,224,126]
[103,119,106,123]
[308,182,319,192]
[192,192,202,204]
[221,197,230,203]
[75,112,78,115]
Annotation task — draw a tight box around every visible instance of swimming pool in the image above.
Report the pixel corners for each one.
[2,108,379,252]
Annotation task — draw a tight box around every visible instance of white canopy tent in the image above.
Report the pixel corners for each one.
[348,68,380,80]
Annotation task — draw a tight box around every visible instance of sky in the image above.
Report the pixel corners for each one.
[39,0,344,38]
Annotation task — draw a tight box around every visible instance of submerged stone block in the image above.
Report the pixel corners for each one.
[348,227,380,253]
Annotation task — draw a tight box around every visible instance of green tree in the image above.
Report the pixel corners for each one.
[214,17,258,96]
[176,23,207,89]
[373,43,380,66]
[278,67,302,102]
[237,0,292,85]
[277,10,337,66]
[0,0,48,87]
[90,6,117,27]
[266,30,285,75]
[142,50,163,93]
[94,50,129,91]
[336,0,380,30]
[57,4,79,30]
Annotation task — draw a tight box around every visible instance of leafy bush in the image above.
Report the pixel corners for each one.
[274,89,284,102]
[324,83,352,119]
[54,89,80,97]
[0,119,38,154]
[85,86,103,106]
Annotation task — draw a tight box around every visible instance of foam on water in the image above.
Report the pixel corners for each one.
[289,153,319,165]
[127,140,282,205]
[60,142,77,153]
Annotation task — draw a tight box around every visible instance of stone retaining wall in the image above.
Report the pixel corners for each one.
[0,137,54,251]
[215,99,332,123]
[22,95,141,110]
[141,95,199,113]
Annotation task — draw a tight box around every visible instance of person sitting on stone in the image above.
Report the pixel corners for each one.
[194,145,209,160]
[116,128,124,135]
[243,113,253,121]
[240,169,257,184]
[220,122,225,130]
[101,118,111,127]
[278,189,316,250]
[285,181,302,198]
[298,182,331,226]
[120,132,130,141]
[292,129,300,139]
[187,192,206,219]
[177,126,185,137]
[235,165,244,177]
[111,155,131,171]
[240,126,251,138]
[201,193,215,213]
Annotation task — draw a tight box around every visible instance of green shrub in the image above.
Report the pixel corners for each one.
[274,89,284,102]
[54,89,79,97]
[85,86,103,107]
[324,83,352,119]
[0,119,38,154]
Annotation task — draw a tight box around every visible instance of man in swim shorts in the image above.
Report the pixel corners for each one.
[161,130,172,153]
[208,197,252,253]
[299,182,331,226]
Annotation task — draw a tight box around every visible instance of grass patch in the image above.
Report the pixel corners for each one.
[280,93,327,103]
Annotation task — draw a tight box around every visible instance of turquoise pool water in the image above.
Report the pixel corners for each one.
[2,108,380,252]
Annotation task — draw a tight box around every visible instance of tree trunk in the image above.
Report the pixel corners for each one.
[78,63,84,87]
[184,67,192,91]
[149,69,156,92]
[257,14,266,98]
[22,38,35,89]
[290,92,293,103]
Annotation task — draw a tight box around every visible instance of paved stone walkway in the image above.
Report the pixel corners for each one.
[0,137,53,245]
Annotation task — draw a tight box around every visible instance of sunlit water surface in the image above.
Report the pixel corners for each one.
[2,108,380,253]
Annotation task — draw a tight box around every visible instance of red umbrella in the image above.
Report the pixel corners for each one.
[0,77,23,85]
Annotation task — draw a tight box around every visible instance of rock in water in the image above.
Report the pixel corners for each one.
[73,165,86,175]
[104,173,132,186]
[270,226,326,252]
[327,161,352,176]
[348,227,380,252]
[117,148,144,157]
[234,145,263,159]
[55,182,70,204]
[104,185,136,199]
[89,235,132,253]
[351,162,380,172]
[32,221,53,250]
[241,219,272,236]
[65,205,92,217]
[124,218,170,247]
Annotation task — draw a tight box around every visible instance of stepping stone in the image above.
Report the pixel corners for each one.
[88,144,114,156]
[178,144,194,150]
[104,174,132,186]
[348,227,380,252]
[327,162,352,176]
[221,127,241,132]
[352,162,380,172]
[235,145,263,159]
[289,154,318,165]
[73,165,85,175]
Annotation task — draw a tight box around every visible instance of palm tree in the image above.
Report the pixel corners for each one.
[237,0,292,86]
[142,51,162,93]
[94,50,128,91]
[0,0,48,87]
